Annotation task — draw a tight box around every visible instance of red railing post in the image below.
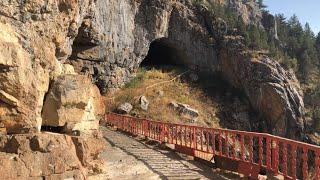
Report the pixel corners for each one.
[266,137,271,169]
[302,147,308,179]
[201,128,203,151]
[193,127,197,149]
[249,136,253,163]
[206,130,210,153]
[180,126,182,146]
[315,150,320,180]
[240,134,245,161]
[160,123,164,142]
[272,139,279,173]
[175,125,178,145]
[189,126,192,148]
[184,126,188,147]
[219,130,222,156]
[291,144,297,179]
[169,125,172,144]
[212,129,215,155]
[225,131,229,157]
[259,136,263,166]
[283,142,288,176]
[149,121,152,138]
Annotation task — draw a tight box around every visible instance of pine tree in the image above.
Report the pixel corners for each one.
[316,32,320,51]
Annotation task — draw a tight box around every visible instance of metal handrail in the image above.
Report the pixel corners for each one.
[105,112,320,179]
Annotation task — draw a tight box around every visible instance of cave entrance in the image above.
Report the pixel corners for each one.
[41,126,64,133]
[141,38,188,68]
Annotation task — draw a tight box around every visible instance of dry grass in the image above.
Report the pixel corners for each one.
[105,66,221,128]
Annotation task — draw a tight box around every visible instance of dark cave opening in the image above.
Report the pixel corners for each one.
[141,38,188,67]
[138,38,257,131]
[41,126,64,133]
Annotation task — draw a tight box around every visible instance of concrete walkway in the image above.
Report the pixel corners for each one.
[89,127,241,180]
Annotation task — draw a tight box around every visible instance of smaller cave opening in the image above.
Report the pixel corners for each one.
[141,38,188,68]
[41,126,64,133]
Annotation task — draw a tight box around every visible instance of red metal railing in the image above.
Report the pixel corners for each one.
[105,113,320,179]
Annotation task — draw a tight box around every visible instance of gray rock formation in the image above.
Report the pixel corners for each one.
[139,96,149,111]
[170,101,200,120]
[205,0,263,26]
[117,103,133,114]
[219,36,305,139]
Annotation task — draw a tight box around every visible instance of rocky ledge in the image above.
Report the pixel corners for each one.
[0,132,106,179]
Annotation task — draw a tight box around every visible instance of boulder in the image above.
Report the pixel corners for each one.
[169,101,199,119]
[41,75,105,135]
[0,21,50,134]
[71,135,107,169]
[169,101,179,109]
[117,103,133,114]
[0,133,88,179]
[139,96,149,111]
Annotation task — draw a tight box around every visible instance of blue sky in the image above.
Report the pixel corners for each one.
[264,0,320,34]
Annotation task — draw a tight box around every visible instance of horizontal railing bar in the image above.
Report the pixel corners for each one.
[106,112,320,150]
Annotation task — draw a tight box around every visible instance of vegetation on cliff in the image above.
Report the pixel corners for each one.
[193,0,320,132]
[105,66,253,131]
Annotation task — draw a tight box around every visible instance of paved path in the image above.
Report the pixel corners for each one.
[89,127,241,180]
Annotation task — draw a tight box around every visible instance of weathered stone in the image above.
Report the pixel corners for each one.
[0,133,90,179]
[170,101,199,119]
[139,96,149,111]
[169,101,179,109]
[178,103,199,119]
[117,103,133,114]
[71,135,107,168]
[41,75,105,135]
[0,90,19,107]
[0,20,50,134]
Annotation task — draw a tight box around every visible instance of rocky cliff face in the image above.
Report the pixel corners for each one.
[0,0,304,139]
[219,36,305,138]
[208,0,263,26]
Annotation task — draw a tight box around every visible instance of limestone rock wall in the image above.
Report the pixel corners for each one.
[207,0,263,26]
[0,0,93,133]
[67,0,218,93]
[0,0,305,140]
[42,75,105,135]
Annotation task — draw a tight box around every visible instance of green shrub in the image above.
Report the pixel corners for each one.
[125,68,147,88]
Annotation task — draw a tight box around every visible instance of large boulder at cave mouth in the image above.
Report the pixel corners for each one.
[41,75,105,135]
